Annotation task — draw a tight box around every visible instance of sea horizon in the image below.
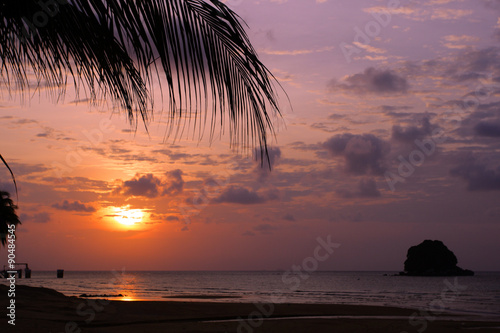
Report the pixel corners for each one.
[3,270,500,320]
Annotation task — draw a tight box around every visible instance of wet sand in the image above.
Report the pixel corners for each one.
[1,284,499,332]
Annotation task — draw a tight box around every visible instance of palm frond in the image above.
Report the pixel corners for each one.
[0,154,18,203]
[0,0,283,151]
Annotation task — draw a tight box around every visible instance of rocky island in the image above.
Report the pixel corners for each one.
[400,240,474,276]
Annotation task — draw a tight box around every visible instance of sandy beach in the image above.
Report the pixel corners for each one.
[1,284,500,332]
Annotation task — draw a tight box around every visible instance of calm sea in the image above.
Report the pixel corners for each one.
[3,271,500,319]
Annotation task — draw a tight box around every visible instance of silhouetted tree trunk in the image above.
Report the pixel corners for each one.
[0,191,20,247]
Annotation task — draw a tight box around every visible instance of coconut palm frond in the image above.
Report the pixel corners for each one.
[133,0,282,149]
[0,154,18,203]
[0,1,150,125]
[0,0,282,149]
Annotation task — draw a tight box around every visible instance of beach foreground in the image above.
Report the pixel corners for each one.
[1,285,500,332]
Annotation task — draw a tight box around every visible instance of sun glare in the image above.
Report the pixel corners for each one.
[113,206,144,226]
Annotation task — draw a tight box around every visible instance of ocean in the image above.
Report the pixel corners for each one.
[3,271,500,319]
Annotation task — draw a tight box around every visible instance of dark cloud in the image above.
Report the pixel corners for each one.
[93,144,158,163]
[310,122,350,133]
[399,48,500,92]
[68,98,93,105]
[474,121,500,137]
[429,99,469,110]
[41,176,111,192]
[148,213,180,224]
[451,158,500,191]
[152,148,208,163]
[34,126,71,141]
[287,141,323,152]
[464,87,500,103]
[110,147,132,155]
[14,118,38,125]
[482,0,500,10]
[7,162,48,175]
[336,179,381,198]
[164,169,184,195]
[323,133,390,175]
[214,186,267,204]
[52,200,96,212]
[456,101,500,137]
[283,214,296,221]
[357,179,381,197]
[254,146,281,167]
[253,223,278,235]
[115,170,184,198]
[454,72,488,82]
[120,174,163,198]
[328,114,347,120]
[330,67,409,95]
[20,212,51,223]
[458,47,500,73]
[392,117,434,143]
[254,146,281,181]
[36,130,51,138]
[380,105,414,113]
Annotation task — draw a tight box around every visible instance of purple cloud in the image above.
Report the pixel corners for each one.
[116,170,184,198]
[323,133,390,175]
[451,158,500,191]
[330,67,409,95]
[392,117,434,143]
[474,121,500,137]
[20,212,51,223]
[214,186,267,204]
[52,200,96,212]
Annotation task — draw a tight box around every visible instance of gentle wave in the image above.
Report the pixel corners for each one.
[2,271,499,318]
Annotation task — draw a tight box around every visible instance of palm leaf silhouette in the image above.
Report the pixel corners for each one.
[0,0,282,150]
[0,154,17,202]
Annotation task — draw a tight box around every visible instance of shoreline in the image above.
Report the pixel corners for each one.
[1,284,500,332]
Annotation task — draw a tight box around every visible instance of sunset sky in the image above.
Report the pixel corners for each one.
[1,0,500,271]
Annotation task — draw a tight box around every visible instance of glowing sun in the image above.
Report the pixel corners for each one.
[114,206,144,226]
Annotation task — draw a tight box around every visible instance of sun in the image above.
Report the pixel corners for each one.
[113,206,144,226]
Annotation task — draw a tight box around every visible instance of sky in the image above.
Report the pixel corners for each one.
[1,0,500,271]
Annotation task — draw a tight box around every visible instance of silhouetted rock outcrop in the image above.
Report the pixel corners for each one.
[400,240,474,276]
